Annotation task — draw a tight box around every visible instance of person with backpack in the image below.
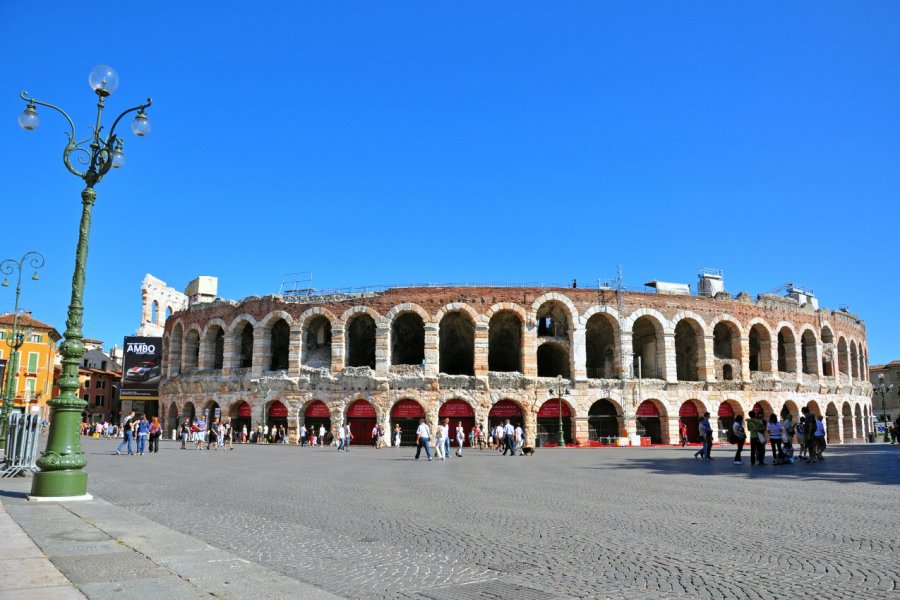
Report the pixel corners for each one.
[694,414,710,460]
[747,410,767,466]
[115,410,136,455]
[796,417,807,460]
[801,406,817,463]
[731,414,746,464]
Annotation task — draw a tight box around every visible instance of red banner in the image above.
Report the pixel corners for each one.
[268,401,288,418]
[305,400,330,418]
[718,402,734,418]
[636,400,659,417]
[348,400,376,418]
[439,399,475,418]
[392,399,425,418]
[489,399,522,418]
[679,402,699,417]
[238,402,251,417]
[538,399,572,418]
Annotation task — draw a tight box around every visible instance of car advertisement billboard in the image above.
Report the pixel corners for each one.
[120,336,162,401]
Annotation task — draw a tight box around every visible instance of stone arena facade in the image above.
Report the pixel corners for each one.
[158,285,873,447]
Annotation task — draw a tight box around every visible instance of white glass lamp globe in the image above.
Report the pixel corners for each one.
[111,146,125,169]
[131,111,150,136]
[18,105,39,130]
[88,65,119,96]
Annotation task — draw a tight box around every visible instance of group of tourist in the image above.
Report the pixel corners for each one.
[82,420,118,438]
[412,417,525,461]
[690,405,827,466]
[113,410,162,455]
[298,424,332,447]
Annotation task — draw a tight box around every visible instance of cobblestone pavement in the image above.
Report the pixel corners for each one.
[80,439,899,599]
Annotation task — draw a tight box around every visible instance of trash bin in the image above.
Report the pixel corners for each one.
[535,437,542,448]
[867,433,876,444]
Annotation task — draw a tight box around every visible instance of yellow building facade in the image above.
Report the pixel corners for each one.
[0,312,61,420]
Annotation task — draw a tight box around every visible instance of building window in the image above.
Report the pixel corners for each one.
[25,377,36,399]
[27,352,39,374]
[95,395,104,407]
[84,379,91,388]
[29,334,42,343]
[83,393,90,402]
[101,360,107,370]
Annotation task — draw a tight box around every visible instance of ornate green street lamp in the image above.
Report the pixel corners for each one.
[18,66,151,499]
[548,374,570,447]
[0,251,44,451]
[873,374,894,443]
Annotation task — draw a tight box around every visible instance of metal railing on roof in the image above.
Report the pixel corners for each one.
[280,280,637,298]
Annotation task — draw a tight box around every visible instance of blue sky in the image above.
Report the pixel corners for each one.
[2,2,898,364]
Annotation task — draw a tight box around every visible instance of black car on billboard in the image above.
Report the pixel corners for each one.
[126,360,161,381]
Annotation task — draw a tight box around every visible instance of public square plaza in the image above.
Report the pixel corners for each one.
[4,439,896,599]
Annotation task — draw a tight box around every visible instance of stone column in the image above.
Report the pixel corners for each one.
[288,325,302,377]
[769,337,780,379]
[619,331,634,379]
[474,322,489,376]
[221,333,234,376]
[702,335,715,382]
[331,329,345,372]
[375,324,390,373]
[739,336,751,383]
[523,321,538,377]
[793,341,804,385]
[197,332,210,371]
[663,333,678,383]
[572,325,587,381]
[423,323,439,378]
[251,327,269,378]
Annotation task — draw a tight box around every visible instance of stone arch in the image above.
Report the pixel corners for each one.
[820,324,835,376]
[587,398,623,441]
[674,316,706,381]
[385,302,430,323]
[182,325,201,371]
[151,300,159,325]
[531,293,579,331]
[825,402,840,444]
[228,315,256,370]
[635,398,669,444]
[299,307,337,370]
[841,401,854,443]
[854,403,864,441]
[677,398,708,443]
[488,309,524,373]
[837,337,849,376]
[202,318,227,371]
[182,401,196,422]
[800,327,818,375]
[268,318,291,372]
[629,311,666,379]
[585,310,619,379]
[747,319,773,373]
[166,400,178,432]
[433,302,480,325]
[439,310,475,376]
[776,323,798,374]
[806,400,821,418]
[751,399,774,419]
[344,310,377,369]
[849,340,859,379]
[534,298,575,340]
[536,340,570,378]
[390,311,425,367]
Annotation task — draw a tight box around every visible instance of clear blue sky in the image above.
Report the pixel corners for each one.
[2,3,898,364]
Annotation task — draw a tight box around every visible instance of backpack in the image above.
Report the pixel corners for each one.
[726,428,738,444]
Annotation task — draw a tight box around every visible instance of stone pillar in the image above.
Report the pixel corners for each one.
[523,321,538,377]
[574,416,590,444]
[739,336,751,382]
[287,402,299,444]
[331,329,345,372]
[701,335,715,382]
[619,331,634,379]
[198,332,210,371]
[252,327,269,378]
[168,338,181,379]
[523,407,536,447]
[663,333,678,383]
[769,337,780,379]
[666,414,680,446]
[288,326,302,377]
[572,325,587,380]
[423,323,439,378]
[375,324,390,374]
[474,322,489,376]
[221,332,234,376]
[836,415,845,444]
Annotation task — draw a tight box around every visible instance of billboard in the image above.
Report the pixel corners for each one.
[120,336,162,401]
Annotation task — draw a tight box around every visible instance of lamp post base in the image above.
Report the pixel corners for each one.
[30,470,89,498]
[28,492,93,503]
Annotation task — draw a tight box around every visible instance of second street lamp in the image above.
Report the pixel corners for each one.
[873,374,894,443]
[548,374,570,447]
[18,65,152,499]
[0,251,44,453]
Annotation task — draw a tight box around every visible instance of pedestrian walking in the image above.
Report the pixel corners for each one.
[703,412,713,459]
[796,417,807,459]
[435,423,446,460]
[694,414,710,459]
[502,419,515,456]
[300,424,308,447]
[344,423,353,451]
[394,423,402,448]
[514,423,524,454]
[148,416,161,453]
[732,415,746,464]
[337,424,346,451]
[414,418,432,461]
[747,410,767,465]
[318,425,326,446]
[455,421,465,457]
[767,414,784,464]
[813,414,826,461]
[225,418,233,450]
[116,410,136,455]
[180,419,190,450]
[208,418,220,450]
[801,407,817,463]
[680,420,688,447]
[241,424,248,444]
[136,414,149,455]
[441,418,451,458]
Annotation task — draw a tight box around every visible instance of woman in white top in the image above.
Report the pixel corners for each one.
[394,424,402,448]
[434,425,446,460]
[455,423,465,457]
[767,414,784,464]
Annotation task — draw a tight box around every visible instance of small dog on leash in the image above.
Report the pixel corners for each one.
[520,446,535,456]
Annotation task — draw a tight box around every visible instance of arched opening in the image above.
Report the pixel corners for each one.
[586,313,617,379]
[166,401,178,433]
[777,328,796,373]
[748,324,772,372]
[537,342,570,378]
[151,300,158,324]
[752,401,773,420]
[303,316,332,369]
[182,402,195,423]
[269,319,290,372]
[536,301,570,339]
[390,399,425,447]
[678,400,704,443]
[203,325,225,371]
[537,398,573,447]
[204,400,221,426]
[346,399,377,444]
[717,401,740,441]
[391,312,425,366]
[854,404,863,441]
[713,321,740,381]
[837,337,849,377]
[439,399,476,448]
[232,401,252,437]
[183,330,200,371]
[488,311,522,373]
[165,306,173,321]
[825,403,839,444]
[635,400,667,444]
[231,322,253,369]
[346,314,376,369]
[304,401,331,443]
[849,341,859,379]
[488,399,523,432]
[842,402,853,443]
[588,399,621,442]
[801,330,817,375]
[632,316,663,379]
[781,400,799,422]
[439,311,474,375]
[821,326,835,376]
[267,401,288,437]
[674,319,703,381]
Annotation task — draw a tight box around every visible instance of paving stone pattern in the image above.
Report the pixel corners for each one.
[81,439,899,599]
